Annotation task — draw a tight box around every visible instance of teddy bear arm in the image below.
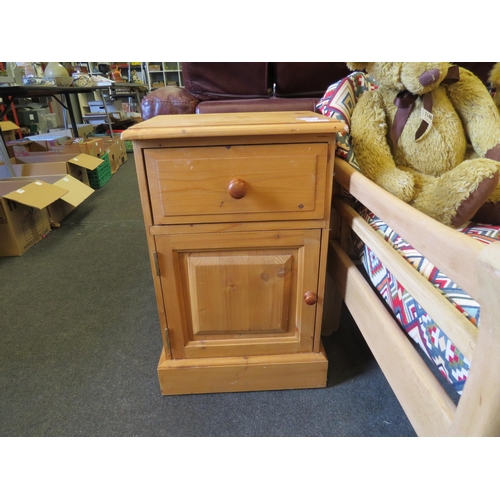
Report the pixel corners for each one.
[351,94,415,202]
[447,68,500,157]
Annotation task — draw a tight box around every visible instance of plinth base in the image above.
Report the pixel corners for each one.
[157,345,328,395]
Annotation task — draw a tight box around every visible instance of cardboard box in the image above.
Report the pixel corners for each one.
[71,154,110,189]
[6,138,47,156]
[0,157,86,185]
[0,179,68,256]
[7,133,104,158]
[67,154,105,186]
[7,131,73,156]
[77,124,95,137]
[10,150,72,159]
[0,159,69,180]
[1,164,94,224]
[5,174,95,224]
[49,123,94,138]
[0,121,20,142]
[0,153,105,187]
[54,138,104,157]
[101,137,128,173]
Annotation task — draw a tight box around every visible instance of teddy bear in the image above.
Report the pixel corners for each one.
[346,62,500,227]
[489,62,500,111]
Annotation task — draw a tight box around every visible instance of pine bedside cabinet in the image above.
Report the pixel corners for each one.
[122,111,344,395]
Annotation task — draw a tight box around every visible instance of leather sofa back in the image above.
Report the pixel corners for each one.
[181,62,352,101]
[272,62,350,97]
[182,62,270,101]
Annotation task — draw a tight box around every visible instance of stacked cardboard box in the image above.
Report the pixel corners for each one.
[0,179,68,256]
[100,137,128,173]
[8,136,105,158]
[1,128,129,255]
[0,153,105,187]
[8,133,128,174]
[0,153,107,256]
[0,121,21,142]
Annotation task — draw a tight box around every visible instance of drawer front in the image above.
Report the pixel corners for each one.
[144,143,328,224]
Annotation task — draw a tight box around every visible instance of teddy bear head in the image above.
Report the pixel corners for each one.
[346,62,455,95]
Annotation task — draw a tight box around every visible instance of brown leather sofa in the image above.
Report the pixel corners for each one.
[141,62,497,120]
[141,62,351,119]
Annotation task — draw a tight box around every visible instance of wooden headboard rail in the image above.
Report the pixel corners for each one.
[334,158,483,300]
[331,157,500,436]
[331,196,477,361]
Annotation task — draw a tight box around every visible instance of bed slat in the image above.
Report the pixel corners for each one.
[334,158,484,300]
[328,239,457,437]
[332,197,478,361]
[450,243,500,436]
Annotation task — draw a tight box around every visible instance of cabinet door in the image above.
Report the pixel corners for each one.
[155,228,322,359]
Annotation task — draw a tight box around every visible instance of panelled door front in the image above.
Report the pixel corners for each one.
[155,228,322,359]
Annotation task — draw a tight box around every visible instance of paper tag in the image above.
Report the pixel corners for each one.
[296,117,331,122]
[16,189,25,194]
[421,108,433,125]
[35,181,42,185]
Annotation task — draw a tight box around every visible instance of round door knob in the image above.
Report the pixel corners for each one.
[304,291,317,305]
[228,178,247,199]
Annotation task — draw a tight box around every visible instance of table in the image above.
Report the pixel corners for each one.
[122,111,344,395]
[0,83,147,138]
[0,82,147,176]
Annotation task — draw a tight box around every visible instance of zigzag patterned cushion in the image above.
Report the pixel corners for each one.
[316,71,378,170]
[358,205,500,394]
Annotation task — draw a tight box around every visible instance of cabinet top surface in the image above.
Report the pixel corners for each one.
[121,111,345,141]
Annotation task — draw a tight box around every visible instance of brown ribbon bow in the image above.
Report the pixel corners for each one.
[390,65,460,147]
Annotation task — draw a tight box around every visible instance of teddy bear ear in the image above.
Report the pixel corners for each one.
[346,62,369,71]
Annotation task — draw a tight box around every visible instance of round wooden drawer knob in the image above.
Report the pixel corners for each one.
[304,291,317,305]
[228,178,248,199]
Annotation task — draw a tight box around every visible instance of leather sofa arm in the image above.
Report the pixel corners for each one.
[141,86,200,119]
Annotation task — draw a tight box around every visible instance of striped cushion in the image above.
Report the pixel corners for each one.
[316,71,378,170]
[358,205,500,394]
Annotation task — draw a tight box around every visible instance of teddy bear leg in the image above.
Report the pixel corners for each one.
[408,159,499,227]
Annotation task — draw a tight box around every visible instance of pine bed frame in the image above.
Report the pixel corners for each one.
[328,157,500,437]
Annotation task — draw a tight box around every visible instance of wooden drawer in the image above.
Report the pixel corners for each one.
[144,143,328,224]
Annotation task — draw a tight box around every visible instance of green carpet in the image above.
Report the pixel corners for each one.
[0,157,416,437]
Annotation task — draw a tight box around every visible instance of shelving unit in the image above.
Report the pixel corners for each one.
[76,83,147,134]
[65,63,147,131]
[72,61,183,92]
[72,62,147,85]
[114,62,147,85]
[146,62,183,90]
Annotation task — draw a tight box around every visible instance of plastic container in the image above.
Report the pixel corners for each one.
[87,153,112,189]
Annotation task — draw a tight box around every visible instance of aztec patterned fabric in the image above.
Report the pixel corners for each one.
[357,205,500,394]
[316,71,378,170]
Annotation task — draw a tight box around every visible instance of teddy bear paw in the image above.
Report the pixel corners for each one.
[485,144,500,162]
[451,171,500,226]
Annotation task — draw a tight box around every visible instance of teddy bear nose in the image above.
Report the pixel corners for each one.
[419,68,441,87]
